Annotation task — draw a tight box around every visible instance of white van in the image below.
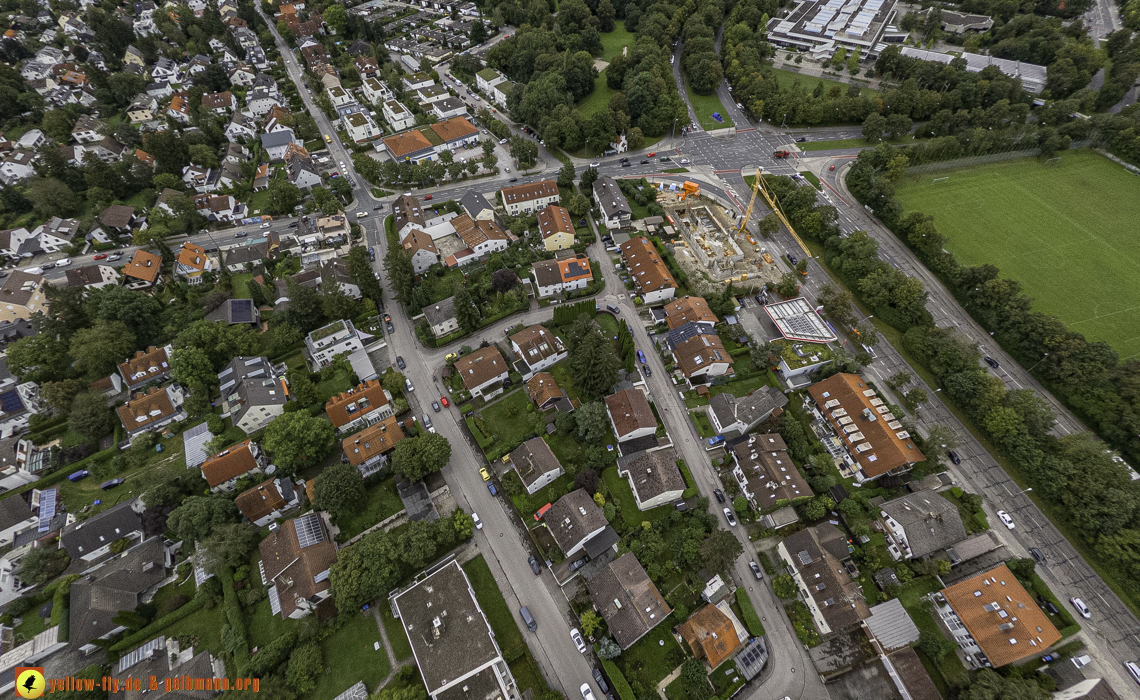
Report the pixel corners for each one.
[1126,662,1140,685]
[355,212,368,219]
[24,266,43,275]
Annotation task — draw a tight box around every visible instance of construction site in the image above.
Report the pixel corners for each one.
[651,179,786,290]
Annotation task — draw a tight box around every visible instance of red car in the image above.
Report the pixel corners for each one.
[93,253,107,260]
[423,194,433,200]
[829,164,836,171]
[440,396,449,407]
[647,152,656,157]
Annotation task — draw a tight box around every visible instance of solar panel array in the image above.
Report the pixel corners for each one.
[37,488,56,533]
[117,636,165,674]
[0,389,22,414]
[803,0,884,36]
[295,512,325,548]
[231,299,255,324]
[734,638,769,680]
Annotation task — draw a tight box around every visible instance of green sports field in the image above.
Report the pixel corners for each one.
[892,151,1140,358]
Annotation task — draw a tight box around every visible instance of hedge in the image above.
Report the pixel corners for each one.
[0,443,119,507]
[50,575,79,630]
[242,629,298,676]
[734,588,765,637]
[467,417,493,448]
[109,597,206,652]
[603,659,635,700]
[29,422,70,445]
[676,459,698,499]
[220,568,250,670]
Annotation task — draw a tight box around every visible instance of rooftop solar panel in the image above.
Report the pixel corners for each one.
[37,488,56,533]
[0,389,22,414]
[295,512,325,548]
[118,636,166,674]
[231,299,254,324]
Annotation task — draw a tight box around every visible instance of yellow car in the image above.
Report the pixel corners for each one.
[479,468,491,482]
[445,352,458,362]
[324,134,332,143]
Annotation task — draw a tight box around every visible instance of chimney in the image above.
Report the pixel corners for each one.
[432,615,444,639]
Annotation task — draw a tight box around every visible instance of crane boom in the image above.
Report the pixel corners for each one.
[741,167,812,259]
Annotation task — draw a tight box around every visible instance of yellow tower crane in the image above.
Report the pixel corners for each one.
[738,167,812,259]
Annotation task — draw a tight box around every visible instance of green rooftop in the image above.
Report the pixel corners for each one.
[418,126,444,147]
[774,339,834,370]
[477,68,499,80]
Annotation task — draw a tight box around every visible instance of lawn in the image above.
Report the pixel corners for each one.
[333,477,404,542]
[897,577,969,691]
[577,71,616,121]
[601,20,636,60]
[892,151,1140,358]
[771,67,877,97]
[798,137,875,151]
[476,389,537,453]
[511,472,573,520]
[684,84,734,131]
[164,603,226,657]
[248,187,272,215]
[58,435,187,518]
[316,367,354,403]
[709,374,768,399]
[615,620,685,692]
[596,313,619,336]
[311,612,390,700]
[245,598,299,650]
[379,604,413,662]
[231,272,255,299]
[690,411,715,438]
[463,554,543,697]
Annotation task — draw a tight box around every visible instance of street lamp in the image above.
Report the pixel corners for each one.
[1027,353,1049,372]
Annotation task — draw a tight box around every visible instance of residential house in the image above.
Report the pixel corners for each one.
[261,128,301,161]
[393,560,520,700]
[460,191,495,222]
[402,229,439,274]
[200,439,267,492]
[228,63,256,86]
[402,71,434,91]
[620,237,676,303]
[206,298,261,326]
[423,297,458,338]
[672,333,731,385]
[69,538,168,653]
[806,373,925,482]
[118,345,174,391]
[354,55,380,78]
[392,194,457,238]
[182,163,217,192]
[877,492,967,561]
[593,176,632,230]
[588,553,671,649]
[475,67,506,93]
[605,388,657,442]
[536,204,576,252]
[218,356,289,434]
[305,319,369,369]
[195,193,244,222]
[509,437,564,495]
[253,163,270,191]
[65,264,119,290]
[121,249,163,289]
[343,111,380,143]
[127,93,158,123]
[174,241,216,284]
[33,216,82,253]
[677,605,745,670]
[70,114,104,143]
[116,385,187,443]
[112,638,225,700]
[285,143,322,189]
[731,434,812,512]
[226,110,259,142]
[616,446,686,509]
[454,346,510,399]
[707,386,788,436]
[664,296,718,331]
[326,84,354,107]
[777,523,871,635]
[88,136,125,164]
[99,205,143,233]
[166,92,191,123]
[361,77,394,104]
[299,42,327,67]
[429,117,478,152]
[0,495,36,547]
[382,129,436,164]
[16,130,45,150]
[526,372,564,410]
[246,86,284,116]
[499,178,559,216]
[530,255,593,298]
[325,379,394,433]
[0,227,36,259]
[342,416,404,477]
[235,477,301,527]
[431,96,467,120]
[259,512,338,619]
[934,564,1060,667]
[0,272,47,323]
[452,214,510,257]
[201,90,237,114]
[380,98,415,131]
[151,57,180,83]
[547,488,609,558]
[59,498,143,563]
[319,259,361,299]
[413,84,449,105]
[509,324,566,379]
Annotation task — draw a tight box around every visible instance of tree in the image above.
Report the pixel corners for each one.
[41,379,88,414]
[68,391,116,443]
[68,320,135,379]
[454,287,481,333]
[557,161,577,188]
[680,659,711,700]
[267,179,301,215]
[918,629,956,661]
[510,136,538,168]
[167,496,237,545]
[596,637,621,659]
[197,523,259,575]
[699,530,743,575]
[26,178,76,218]
[17,546,69,586]
[286,642,323,696]
[772,573,798,599]
[568,325,620,401]
[41,109,75,142]
[174,320,261,372]
[324,3,347,34]
[313,463,365,520]
[286,368,320,407]
[575,402,611,443]
[959,669,1051,700]
[579,609,602,636]
[171,346,216,389]
[862,113,887,143]
[263,412,337,474]
[392,433,453,481]
[804,495,836,520]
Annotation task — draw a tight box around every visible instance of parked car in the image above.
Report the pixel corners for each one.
[488,482,498,495]
[640,159,649,164]
[723,508,737,526]
[581,684,596,700]
[101,478,124,490]
[396,356,406,369]
[643,366,652,377]
[480,468,491,481]
[787,253,798,265]
[571,628,586,653]
[679,159,691,165]
[708,435,725,446]
[528,555,542,575]
[948,450,961,465]
[1040,654,1056,663]
[472,512,483,529]
[1070,597,1092,619]
[749,561,763,579]
[984,356,1000,369]
[40,262,54,270]
[1030,547,1046,564]
[636,350,646,364]
[569,557,588,572]
[386,321,394,333]
[589,162,600,167]
[440,396,449,407]
[405,378,414,392]
[107,254,122,261]
[432,401,441,412]
[68,470,90,482]
[56,258,70,267]
[93,253,107,260]
[997,510,1015,529]
[592,670,610,695]
[714,489,726,504]
[795,137,807,143]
